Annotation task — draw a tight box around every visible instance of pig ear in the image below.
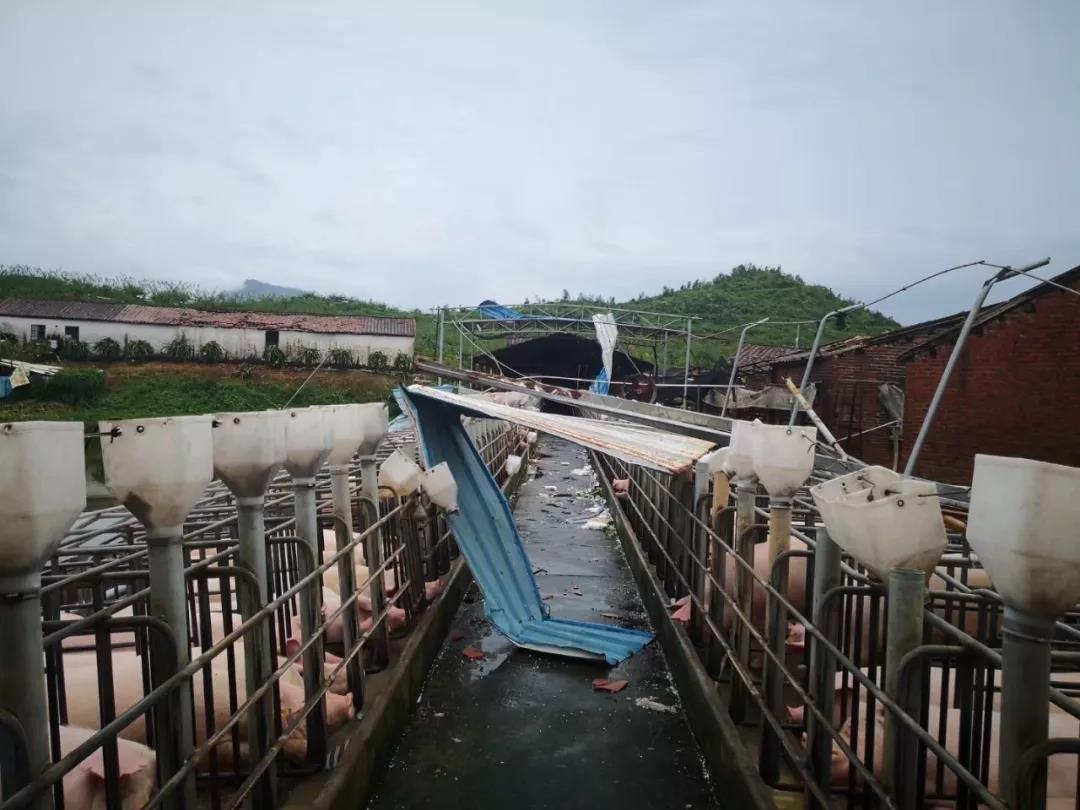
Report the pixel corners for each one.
[285,637,302,659]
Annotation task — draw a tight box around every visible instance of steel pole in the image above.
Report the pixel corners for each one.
[0,575,51,810]
[359,457,390,670]
[883,568,925,792]
[1000,607,1054,808]
[690,462,710,645]
[328,466,365,706]
[436,307,445,385]
[720,318,769,419]
[806,527,841,809]
[730,483,758,723]
[145,527,196,810]
[682,318,693,409]
[291,479,328,763]
[235,498,278,808]
[788,304,861,426]
[759,497,792,785]
[903,258,1049,476]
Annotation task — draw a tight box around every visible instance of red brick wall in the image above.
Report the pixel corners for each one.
[900,283,1080,484]
[769,343,913,467]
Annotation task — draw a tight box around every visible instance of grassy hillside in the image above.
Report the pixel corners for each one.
[619,264,898,362]
[0,362,397,424]
[2,263,898,369]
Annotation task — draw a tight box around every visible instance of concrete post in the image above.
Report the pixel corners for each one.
[806,527,841,809]
[291,479,328,763]
[1000,607,1055,808]
[359,457,390,670]
[329,466,366,705]
[884,569,925,793]
[235,498,278,808]
[730,484,758,723]
[145,528,197,809]
[0,578,51,810]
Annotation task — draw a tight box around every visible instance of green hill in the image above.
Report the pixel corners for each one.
[616,264,899,363]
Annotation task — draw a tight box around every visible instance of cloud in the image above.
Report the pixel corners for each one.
[1,1,1078,322]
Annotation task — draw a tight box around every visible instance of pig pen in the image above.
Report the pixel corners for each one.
[0,416,526,810]
[591,448,1080,810]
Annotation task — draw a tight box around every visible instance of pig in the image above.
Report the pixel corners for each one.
[60,647,354,770]
[790,667,1079,807]
[58,725,157,810]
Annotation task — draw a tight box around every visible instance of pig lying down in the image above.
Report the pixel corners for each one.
[786,667,1079,807]
[57,725,156,810]
[59,647,354,771]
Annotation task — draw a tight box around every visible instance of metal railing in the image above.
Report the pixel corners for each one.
[591,450,1080,810]
[1,418,524,810]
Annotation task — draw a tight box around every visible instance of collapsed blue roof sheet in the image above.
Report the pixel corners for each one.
[400,386,653,665]
[477,300,528,320]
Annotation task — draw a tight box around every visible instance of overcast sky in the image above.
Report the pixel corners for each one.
[2,2,1078,324]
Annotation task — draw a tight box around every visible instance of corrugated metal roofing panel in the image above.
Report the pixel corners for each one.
[406,384,717,475]
[0,298,415,337]
[0,299,126,321]
[401,386,653,664]
[114,304,415,336]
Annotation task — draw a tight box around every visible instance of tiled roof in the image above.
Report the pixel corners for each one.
[0,299,415,337]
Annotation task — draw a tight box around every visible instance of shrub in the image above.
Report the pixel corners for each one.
[294,346,321,367]
[59,339,89,361]
[199,340,225,363]
[392,352,412,374]
[32,369,106,404]
[262,345,286,367]
[123,339,154,362]
[367,350,388,372]
[93,337,122,361]
[327,348,353,369]
[164,335,195,361]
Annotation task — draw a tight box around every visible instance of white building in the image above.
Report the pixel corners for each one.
[0,299,415,365]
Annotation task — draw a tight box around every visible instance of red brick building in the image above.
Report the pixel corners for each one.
[756,316,962,466]
[899,266,1080,484]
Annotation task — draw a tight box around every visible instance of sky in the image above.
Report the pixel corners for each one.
[1,2,1078,324]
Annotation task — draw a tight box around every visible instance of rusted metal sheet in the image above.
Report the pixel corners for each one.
[406,384,717,475]
[0,299,126,321]
[0,298,415,337]
[414,361,731,443]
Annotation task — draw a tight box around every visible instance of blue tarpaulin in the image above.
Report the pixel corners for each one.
[477,300,528,320]
[589,367,610,395]
[399,385,654,664]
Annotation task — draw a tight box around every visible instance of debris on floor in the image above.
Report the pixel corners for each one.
[583,510,612,530]
[462,646,486,661]
[635,697,678,715]
[593,678,629,694]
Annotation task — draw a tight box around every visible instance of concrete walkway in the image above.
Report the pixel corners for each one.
[366,436,721,810]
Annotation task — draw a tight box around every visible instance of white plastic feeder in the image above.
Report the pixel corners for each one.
[726,420,757,483]
[705,447,731,476]
[750,422,817,497]
[213,410,288,498]
[424,462,459,513]
[0,421,86,589]
[284,408,332,480]
[100,415,214,530]
[967,455,1080,619]
[355,403,389,457]
[811,466,946,580]
[323,403,369,466]
[505,454,523,477]
[379,449,424,496]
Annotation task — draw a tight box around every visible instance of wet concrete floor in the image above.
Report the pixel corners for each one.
[366,437,721,810]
